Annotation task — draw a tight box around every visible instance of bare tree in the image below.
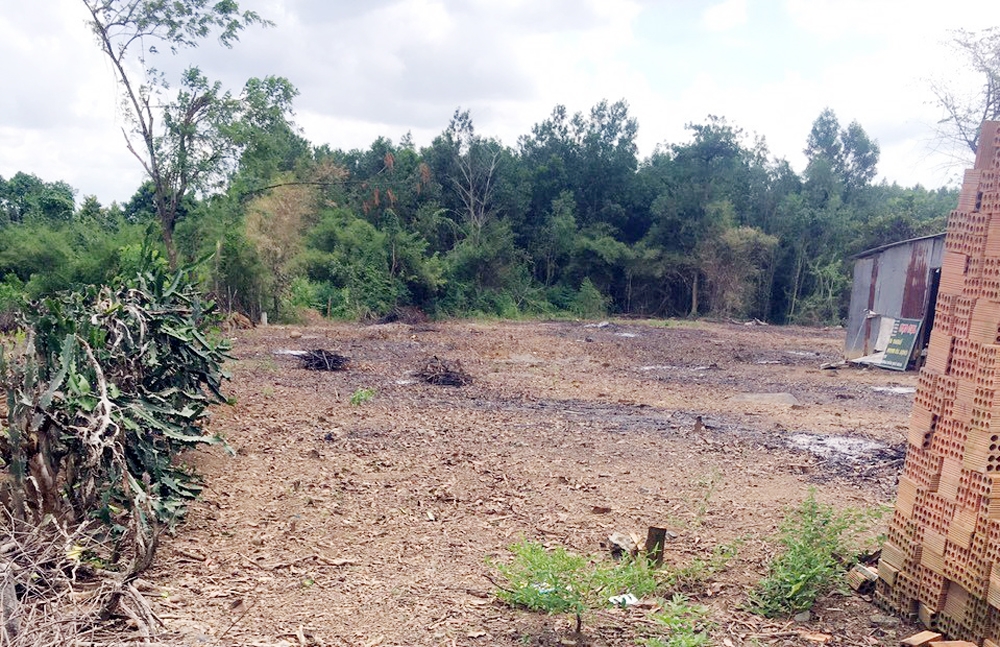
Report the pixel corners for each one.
[931,28,1000,156]
[81,0,271,266]
[444,110,504,245]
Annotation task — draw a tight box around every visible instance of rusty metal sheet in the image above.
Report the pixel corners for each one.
[901,244,929,319]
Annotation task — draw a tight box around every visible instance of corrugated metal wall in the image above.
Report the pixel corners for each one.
[845,235,945,361]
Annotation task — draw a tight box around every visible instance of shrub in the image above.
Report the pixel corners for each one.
[747,491,878,617]
[571,278,610,319]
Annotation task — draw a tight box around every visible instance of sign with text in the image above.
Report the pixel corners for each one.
[879,317,922,371]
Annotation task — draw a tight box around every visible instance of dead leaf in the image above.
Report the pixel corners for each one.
[319,556,356,567]
[801,632,832,643]
[467,630,487,638]
[591,506,612,514]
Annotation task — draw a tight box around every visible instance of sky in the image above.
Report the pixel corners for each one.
[2,0,1000,206]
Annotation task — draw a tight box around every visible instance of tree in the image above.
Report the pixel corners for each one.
[0,172,75,224]
[804,108,879,200]
[81,0,272,266]
[244,177,318,317]
[639,117,756,317]
[519,100,638,231]
[438,109,505,246]
[931,28,1000,155]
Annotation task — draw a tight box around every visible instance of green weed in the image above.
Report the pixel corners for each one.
[349,387,377,406]
[662,541,738,591]
[492,539,734,638]
[692,471,719,526]
[492,541,664,631]
[640,594,713,647]
[593,553,661,599]
[747,491,882,617]
[493,542,590,622]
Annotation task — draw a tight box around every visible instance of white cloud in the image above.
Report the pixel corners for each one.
[0,0,997,203]
[702,0,748,33]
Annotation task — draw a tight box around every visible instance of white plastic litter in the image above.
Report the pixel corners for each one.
[608,593,638,607]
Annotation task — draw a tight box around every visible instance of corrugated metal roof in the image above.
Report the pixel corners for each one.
[851,232,946,260]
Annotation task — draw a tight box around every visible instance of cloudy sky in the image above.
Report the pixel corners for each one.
[2,0,1000,205]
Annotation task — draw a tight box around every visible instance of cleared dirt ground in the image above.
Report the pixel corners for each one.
[143,319,925,646]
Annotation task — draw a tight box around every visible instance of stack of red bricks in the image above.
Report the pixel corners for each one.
[877,122,1000,645]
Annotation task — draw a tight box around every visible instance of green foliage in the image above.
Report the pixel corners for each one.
[0,215,148,299]
[591,553,661,599]
[571,278,610,319]
[493,542,591,616]
[300,208,416,318]
[640,595,713,647]
[82,0,282,265]
[350,387,377,406]
[0,172,75,224]
[1,97,958,324]
[0,244,229,573]
[788,257,850,326]
[493,541,725,639]
[0,275,25,331]
[492,541,661,613]
[747,492,881,617]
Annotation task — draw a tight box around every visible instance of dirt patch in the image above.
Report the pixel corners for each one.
[144,320,921,646]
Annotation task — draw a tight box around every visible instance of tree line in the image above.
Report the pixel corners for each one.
[0,0,970,327]
[0,101,956,325]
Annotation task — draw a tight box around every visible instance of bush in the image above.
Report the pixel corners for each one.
[747,491,878,617]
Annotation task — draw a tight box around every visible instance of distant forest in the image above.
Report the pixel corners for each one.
[0,101,957,325]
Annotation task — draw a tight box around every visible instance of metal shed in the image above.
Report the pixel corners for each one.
[845,233,946,364]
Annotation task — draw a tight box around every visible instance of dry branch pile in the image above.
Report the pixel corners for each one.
[415,356,472,386]
[299,349,350,371]
[0,516,161,646]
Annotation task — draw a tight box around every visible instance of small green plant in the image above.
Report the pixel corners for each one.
[571,278,610,319]
[640,594,713,647]
[662,541,738,591]
[747,491,881,617]
[593,553,661,599]
[492,539,733,639]
[350,387,377,406]
[493,541,590,629]
[492,541,666,633]
[692,471,720,526]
